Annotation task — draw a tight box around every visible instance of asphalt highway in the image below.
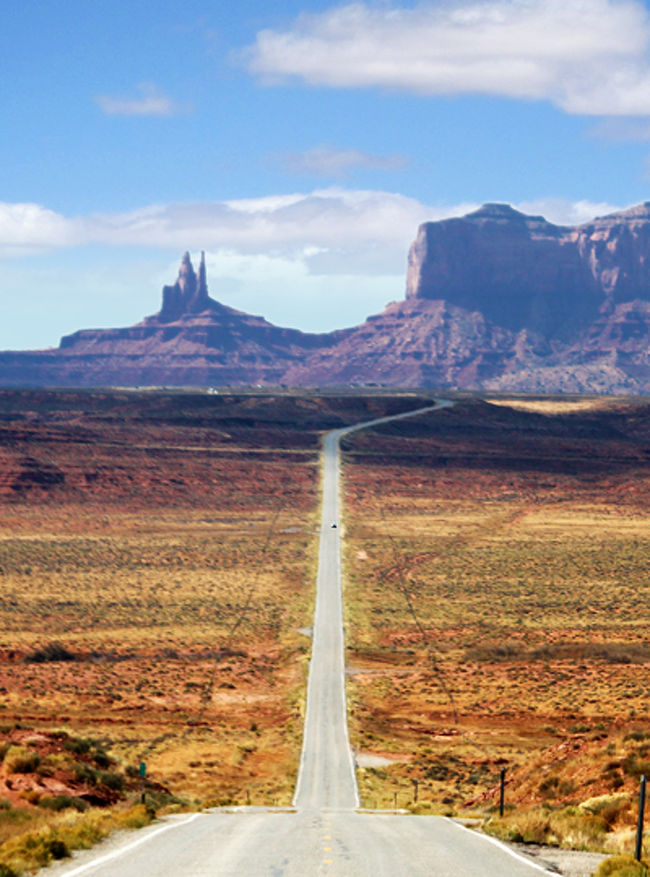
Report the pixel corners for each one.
[47,400,552,876]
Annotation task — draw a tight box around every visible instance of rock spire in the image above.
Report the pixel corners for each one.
[159,251,209,322]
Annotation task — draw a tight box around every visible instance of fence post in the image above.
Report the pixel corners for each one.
[139,761,146,805]
[635,775,646,862]
[499,767,506,818]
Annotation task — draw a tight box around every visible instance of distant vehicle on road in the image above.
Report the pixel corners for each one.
[331,523,337,528]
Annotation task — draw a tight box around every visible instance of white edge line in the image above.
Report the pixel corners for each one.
[335,433,362,809]
[336,400,449,811]
[451,821,556,874]
[55,813,202,877]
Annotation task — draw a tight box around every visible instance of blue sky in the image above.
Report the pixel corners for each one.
[4,0,650,348]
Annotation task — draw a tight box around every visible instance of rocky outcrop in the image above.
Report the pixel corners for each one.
[576,204,650,305]
[2,204,650,393]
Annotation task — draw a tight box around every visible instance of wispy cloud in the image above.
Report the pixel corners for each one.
[84,189,441,269]
[0,190,459,271]
[0,191,623,263]
[0,202,80,255]
[245,0,650,116]
[516,197,621,225]
[95,82,190,117]
[281,145,407,178]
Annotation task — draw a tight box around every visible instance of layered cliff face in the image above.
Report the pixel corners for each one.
[283,298,548,388]
[2,203,650,392]
[406,202,650,341]
[406,205,592,340]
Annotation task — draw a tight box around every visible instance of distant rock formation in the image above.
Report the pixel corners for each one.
[406,202,650,341]
[283,298,545,388]
[2,204,650,393]
[46,252,337,387]
[159,251,210,321]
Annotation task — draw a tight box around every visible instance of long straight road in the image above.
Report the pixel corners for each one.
[47,401,551,877]
[294,401,453,810]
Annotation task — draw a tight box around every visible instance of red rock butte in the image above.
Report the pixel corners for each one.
[2,203,650,393]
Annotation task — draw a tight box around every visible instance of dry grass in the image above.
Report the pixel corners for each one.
[341,397,650,853]
[0,391,321,848]
[0,504,316,806]
[486,397,617,414]
[0,803,155,874]
[0,389,327,870]
[0,388,433,871]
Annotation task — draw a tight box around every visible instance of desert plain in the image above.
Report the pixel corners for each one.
[0,388,648,871]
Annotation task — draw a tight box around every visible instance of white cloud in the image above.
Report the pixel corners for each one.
[0,203,79,255]
[0,191,626,265]
[89,189,443,261]
[95,82,189,117]
[282,144,406,177]
[245,0,650,115]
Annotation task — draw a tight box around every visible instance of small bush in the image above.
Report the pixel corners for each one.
[0,809,32,829]
[39,795,88,813]
[24,642,76,663]
[539,776,560,795]
[73,763,97,784]
[63,736,113,769]
[97,770,124,793]
[0,827,70,868]
[595,855,649,877]
[114,803,156,829]
[62,736,91,755]
[92,748,112,769]
[46,838,69,860]
[580,794,630,816]
[0,864,18,877]
[4,746,40,775]
[623,755,650,779]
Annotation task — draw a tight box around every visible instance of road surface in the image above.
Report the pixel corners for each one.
[47,401,551,876]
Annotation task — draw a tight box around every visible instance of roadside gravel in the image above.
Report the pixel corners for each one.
[454,820,606,877]
[502,841,605,876]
